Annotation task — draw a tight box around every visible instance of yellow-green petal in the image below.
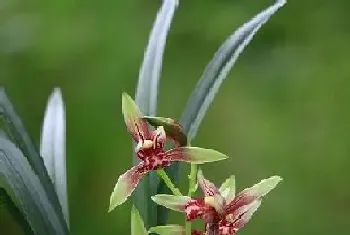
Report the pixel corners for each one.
[149,225,185,235]
[151,194,191,212]
[165,147,228,164]
[219,175,236,202]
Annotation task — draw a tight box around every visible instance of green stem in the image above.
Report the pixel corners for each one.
[156,169,182,196]
[185,163,198,235]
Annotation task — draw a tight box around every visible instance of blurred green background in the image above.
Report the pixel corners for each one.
[1,0,350,234]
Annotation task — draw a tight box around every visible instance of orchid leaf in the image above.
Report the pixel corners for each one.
[0,88,67,229]
[149,225,185,235]
[0,183,34,235]
[180,0,287,140]
[0,136,69,234]
[131,206,148,235]
[40,88,69,226]
[133,0,179,227]
[151,194,191,213]
[143,116,187,146]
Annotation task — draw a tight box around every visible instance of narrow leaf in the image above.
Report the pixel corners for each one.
[151,194,191,212]
[0,88,67,227]
[134,0,179,227]
[40,88,69,226]
[0,136,69,234]
[135,0,179,115]
[149,225,185,235]
[131,206,148,235]
[180,0,287,140]
[0,188,34,235]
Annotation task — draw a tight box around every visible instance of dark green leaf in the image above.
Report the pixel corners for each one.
[0,88,65,224]
[0,136,69,234]
[180,0,287,140]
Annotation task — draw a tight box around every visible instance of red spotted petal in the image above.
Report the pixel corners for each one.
[231,200,261,231]
[109,163,149,212]
[197,169,220,197]
[185,199,218,223]
[122,93,151,141]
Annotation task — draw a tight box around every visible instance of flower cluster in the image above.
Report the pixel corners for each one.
[152,170,281,235]
[109,93,228,211]
[108,93,282,235]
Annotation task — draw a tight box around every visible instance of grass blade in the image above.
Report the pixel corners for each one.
[0,136,69,234]
[0,88,67,230]
[133,0,178,228]
[180,0,287,140]
[0,188,34,235]
[40,88,69,227]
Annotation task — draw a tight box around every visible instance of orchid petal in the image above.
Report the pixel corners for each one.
[144,116,188,146]
[151,194,191,212]
[197,169,220,197]
[122,93,151,141]
[149,225,185,235]
[185,199,217,223]
[164,147,228,164]
[225,176,282,214]
[131,206,148,235]
[40,88,69,226]
[219,175,236,202]
[231,199,261,231]
[109,163,148,212]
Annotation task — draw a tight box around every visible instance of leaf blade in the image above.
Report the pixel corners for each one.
[131,206,148,235]
[40,88,69,226]
[0,136,69,235]
[180,0,287,140]
[0,88,67,228]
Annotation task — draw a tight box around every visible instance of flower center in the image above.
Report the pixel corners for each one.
[204,196,224,214]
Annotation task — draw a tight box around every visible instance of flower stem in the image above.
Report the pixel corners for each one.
[185,163,198,235]
[156,169,182,196]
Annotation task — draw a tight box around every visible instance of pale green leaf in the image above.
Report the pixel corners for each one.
[131,206,148,235]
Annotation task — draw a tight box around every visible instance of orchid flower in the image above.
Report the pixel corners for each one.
[152,170,282,235]
[108,93,228,212]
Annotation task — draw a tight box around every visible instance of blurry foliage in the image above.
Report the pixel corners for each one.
[1,0,350,234]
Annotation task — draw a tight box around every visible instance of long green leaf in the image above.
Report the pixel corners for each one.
[133,0,178,228]
[0,188,34,235]
[0,136,69,234]
[180,0,287,140]
[40,88,69,226]
[0,88,65,224]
